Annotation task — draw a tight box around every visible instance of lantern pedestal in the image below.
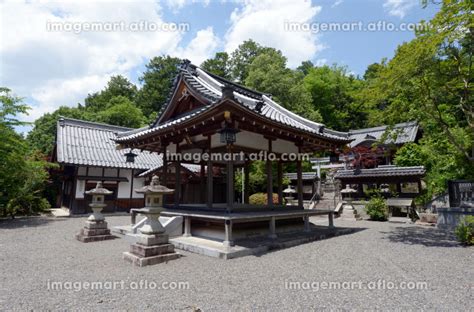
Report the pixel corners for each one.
[123,176,180,266]
[75,182,116,243]
[123,208,180,266]
[76,220,115,243]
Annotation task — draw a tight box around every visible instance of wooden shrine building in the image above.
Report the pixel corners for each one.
[114,60,352,246]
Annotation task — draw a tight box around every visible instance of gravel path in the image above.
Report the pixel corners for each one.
[0,215,472,311]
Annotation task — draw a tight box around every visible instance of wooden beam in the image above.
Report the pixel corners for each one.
[267,139,273,209]
[297,160,303,209]
[162,146,168,205]
[174,143,181,208]
[226,144,234,212]
[207,135,213,209]
[244,160,250,204]
[277,161,283,205]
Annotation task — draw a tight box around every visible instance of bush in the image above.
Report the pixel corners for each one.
[249,193,279,205]
[454,216,474,246]
[365,196,388,221]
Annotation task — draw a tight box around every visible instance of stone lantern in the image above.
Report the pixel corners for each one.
[135,175,174,234]
[76,182,115,242]
[283,185,297,205]
[123,175,180,266]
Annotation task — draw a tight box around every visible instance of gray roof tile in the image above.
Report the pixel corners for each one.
[116,62,351,144]
[348,121,419,148]
[334,165,426,179]
[56,117,163,170]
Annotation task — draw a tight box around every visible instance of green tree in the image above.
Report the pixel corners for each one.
[359,0,474,200]
[245,49,322,122]
[229,39,269,82]
[136,56,181,119]
[1,88,54,217]
[304,65,365,130]
[97,96,146,128]
[201,52,231,79]
[27,106,87,155]
[85,75,137,112]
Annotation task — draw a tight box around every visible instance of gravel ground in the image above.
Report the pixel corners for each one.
[0,215,472,311]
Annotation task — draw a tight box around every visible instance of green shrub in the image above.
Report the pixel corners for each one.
[249,193,279,205]
[454,216,474,246]
[365,196,388,221]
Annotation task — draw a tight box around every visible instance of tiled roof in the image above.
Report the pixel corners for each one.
[116,61,350,143]
[56,117,163,170]
[334,165,426,179]
[284,172,319,181]
[348,121,419,148]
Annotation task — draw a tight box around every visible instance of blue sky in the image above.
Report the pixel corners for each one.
[0,0,439,131]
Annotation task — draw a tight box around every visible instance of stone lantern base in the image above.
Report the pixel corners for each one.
[123,233,180,266]
[76,220,116,243]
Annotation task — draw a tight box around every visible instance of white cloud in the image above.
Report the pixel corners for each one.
[0,0,217,123]
[383,0,417,18]
[331,0,343,8]
[165,0,211,11]
[224,0,324,68]
[172,27,220,65]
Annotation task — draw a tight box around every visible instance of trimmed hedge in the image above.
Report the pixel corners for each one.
[249,193,279,205]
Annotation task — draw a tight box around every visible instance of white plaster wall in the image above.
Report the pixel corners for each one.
[75,179,85,198]
[117,169,145,199]
[229,131,298,154]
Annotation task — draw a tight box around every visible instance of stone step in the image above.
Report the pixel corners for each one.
[129,243,175,258]
[123,251,181,267]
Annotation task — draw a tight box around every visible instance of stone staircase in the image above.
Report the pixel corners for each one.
[339,205,359,221]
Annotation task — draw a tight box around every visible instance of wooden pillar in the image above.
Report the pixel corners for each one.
[128,169,134,210]
[296,160,303,209]
[207,136,213,209]
[226,145,234,212]
[269,216,277,239]
[267,139,273,208]
[174,143,181,208]
[277,161,283,205]
[200,151,206,203]
[162,149,168,205]
[244,160,250,204]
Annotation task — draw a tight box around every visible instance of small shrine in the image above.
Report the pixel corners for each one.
[123,175,180,266]
[75,182,116,242]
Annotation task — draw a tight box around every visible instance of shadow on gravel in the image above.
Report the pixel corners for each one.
[0,216,67,229]
[381,226,461,248]
[240,226,367,258]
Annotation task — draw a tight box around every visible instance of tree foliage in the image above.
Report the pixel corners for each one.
[201,52,231,79]
[136,55,181,119]
[1,88,54,217]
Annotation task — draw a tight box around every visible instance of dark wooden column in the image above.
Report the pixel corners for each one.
[277,161,283,205]
[174,142,181,208]
[200,158,206,204]
[207,135,213,209]
[162,147,168,205]
[226,145,234,212]
[244,160,250,204]
[266,139,273,208]
[296,159,303,208]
